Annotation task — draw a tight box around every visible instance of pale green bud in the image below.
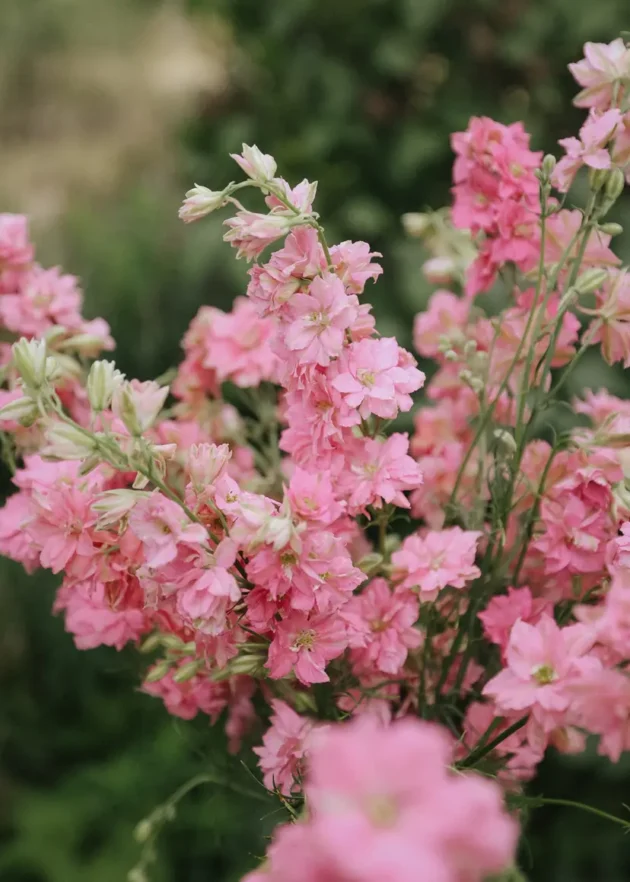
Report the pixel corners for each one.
[357,552,384,576]
[574,267,609,295]
[172,660,203,683]
[42,421,97,461]
[133,819,153,844]
[401,212,431,238]
[589,167,610,191]
[542,154,557,178]
[605,167,625,202]
[144,660,172,683]
[12,338,47,390]
[0,394,39,426]
[599,222,623,236]
[87,360,125,412]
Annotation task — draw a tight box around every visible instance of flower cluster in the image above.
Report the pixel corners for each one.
[5,37,630,882]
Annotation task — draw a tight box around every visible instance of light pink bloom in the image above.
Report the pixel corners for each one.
[54,577,147,650]
[331,337,425,421]
[253,700,318,794]
[329,240,382,294]
[569,39,630,110]
[129,491,208,568]
[223,211,292,261]
[143,663,230,721]
[284,273,357,366]
[0,214,33,269]
[413,290,469,359]
[337,433,423,513]
[483,614,600,737]
[552,109,622,191]
[286,467,344,525]
[231,144,277,183]
[532,492,612,576]
[479,586,550,658]
[347,578,421,675]
[392,526,481,598]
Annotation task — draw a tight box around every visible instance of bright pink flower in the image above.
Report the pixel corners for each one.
[177,543,241,635]
[129,491,208,568]
[532,492,612,576]
[552,109,622,191]
[267,610,349,684]
[569,39,630,110]
[0,214,33,269]
[331,337,424,421]
[253,700,318,794]
[392,527,481,598]
[483,614,600,737]
[347,578,421,675]
[337,433,423,513]
[284,273,357,366]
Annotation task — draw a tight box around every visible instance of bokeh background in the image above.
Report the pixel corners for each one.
[3,1,630,880]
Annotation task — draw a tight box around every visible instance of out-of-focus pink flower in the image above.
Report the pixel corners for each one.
[0,214,33,270]
[253,700,318,794]
[569,39,630,110]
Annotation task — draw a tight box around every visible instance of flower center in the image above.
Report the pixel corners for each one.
[365,794,398,827]
[292,629,316,651]
[370,618,388,633]
[532,663,556,685]
[358,370,376,387]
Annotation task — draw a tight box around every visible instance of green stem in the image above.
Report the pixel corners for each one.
[523,796,630,830]
[457,716,528,769]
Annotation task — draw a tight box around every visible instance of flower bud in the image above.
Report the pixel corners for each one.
[493,428,517,456]
[542,154,557,178]
[133,819,154,844]
[422,256,457,286]
[187,442,232,490]
[574,266,609,295]
[139,633,162,654]
[42,421,97,461]
[231,144,277,183]
[589,167,610,192]
[92,488,145,528]
[112,379,169,436]
[605,167,625,202]
[144,660,172,683]
[401,212,431,238]
[172,660,203,683]
[178,184,233,223]
[87,360,125,412]
[128,868,149,882]
[12,338,47,390]
[357,552,384,576]
[599,222,623,236]
[0,394,39,426]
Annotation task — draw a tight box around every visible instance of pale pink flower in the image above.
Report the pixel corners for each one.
[328,240,382,294]
[337,433,423,513]
[267,610,349,684]
[286,467,344,525]
[253,700,317,794]
[569,39,630,110]
[567,667,630,761]
[552,109,623,191]
[129,491,208,568]
[0,214,33,269]
[479,586,550,658]
[231,144,277,183]
[331,337,425,421]
[177,543,241,635]
[413,290,469,359]
[54,577,147,650]
[532,492,612,576]
[392,527,481,598]
[223,211,292,261]
[483,614,600,738]
[585,268,630,367]
[0,264,83,337]
[112,379,169,435]
[284,273,357,366]
[347,578,421,675]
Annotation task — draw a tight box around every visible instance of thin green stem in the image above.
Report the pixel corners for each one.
[457,716,528,769]
[523,796,630,831]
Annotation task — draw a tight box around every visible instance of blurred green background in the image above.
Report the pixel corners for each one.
[3,1,630,880]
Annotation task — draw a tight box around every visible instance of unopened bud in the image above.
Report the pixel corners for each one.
[401,212,431,238]
[133,819,153,844]
[12,338,47,390]
[144,660,172,683]
[493,428,517,455]
[128,868,149,882]
[87,360,125,412]
[422,256,457,286]
[598,222,623,236]
[112,379,169,436]
[357,552,384,576]
[92,489,145,528]
[605,167,625,202]
[178,183,233,223]
[0,394,39,426]
[42,421,97,461]
[139,633,162,654]
[542,154,557,178]
[172,660,203,683]
[231,144,277,184]
[575,267,608,295]
[589,167,610,192]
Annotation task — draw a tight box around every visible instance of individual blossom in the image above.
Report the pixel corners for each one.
[336,433,423,513]
[331,337,425,421]
[231,143,278,183]
[266,610,349,685]
[483,614,600,743]
[413,289,469,360]
[328,240,382,294]
[551,108,623,192]
[479,586,550,659]
[284,273,358,366]
[584,268,630,367]
[253,700,318,794]
[392,526,481,599]
[54,576,147,650]
[286,467,344,525]
[223,211,294,262]
[129,491,208,568]
[569,39,630,110]
[178,184,231,223]
[346,578,421,675]
[532,491,612,577]
[0,213,33,269]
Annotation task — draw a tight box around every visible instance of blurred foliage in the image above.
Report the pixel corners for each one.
[4,0,630,880]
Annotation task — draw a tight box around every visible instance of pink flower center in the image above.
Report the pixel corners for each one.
[532,663,556,685]
[365,794,399,827]
[358,369,376,387]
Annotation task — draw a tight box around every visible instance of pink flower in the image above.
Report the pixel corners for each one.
[253,700,318,794]
[129,491,208,568]
[413,290,469,360]
[177,543,241,635]
[483,614,600,737]
[267,610,349,684]
[54,577,147,650]
[552,109,623,191]
[223,211,292,261]
[347,578,421,675]
[0,214,33,270]
[284,274,357,366]
[567,667,630,761]
[569,39,630,110]
[331,337,424,421]
[112,379,169,435]
[329,240,382,294]
[532,492,612,576]
[143,663,230,721]
[479,587,550,658]
[392,527,481,598]
[337,433,423,513]
[0,264,83,337]
[586,269,630,367]
[286,467,344,525]
[231,143,278,183]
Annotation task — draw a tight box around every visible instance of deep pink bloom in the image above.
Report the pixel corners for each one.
[267,611,349,685]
